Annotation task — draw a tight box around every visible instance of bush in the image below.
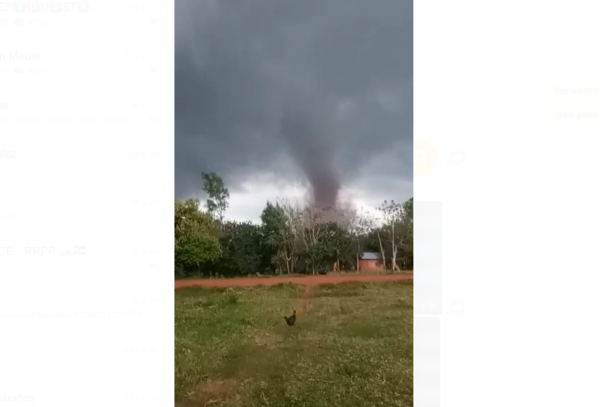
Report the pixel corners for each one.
[175,199,221,277]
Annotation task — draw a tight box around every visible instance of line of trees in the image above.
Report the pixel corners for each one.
[175,172,413,278]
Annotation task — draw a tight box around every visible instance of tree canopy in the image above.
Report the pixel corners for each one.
[174,173,413,278]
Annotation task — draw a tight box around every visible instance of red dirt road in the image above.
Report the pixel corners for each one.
[175,274,413,289]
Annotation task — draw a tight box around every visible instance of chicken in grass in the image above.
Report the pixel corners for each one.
[284,310,296,326]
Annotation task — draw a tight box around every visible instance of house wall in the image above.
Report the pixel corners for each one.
[358,259,384,272]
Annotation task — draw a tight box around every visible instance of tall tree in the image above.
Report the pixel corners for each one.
[174,199,221,277]
[217,221,265,276]
[296,206,332,275]
[279,200,302,274]
[174,193,413,279]
[348,207,374,272]
[260,200,303,275]
[321,220,350,272]
[201,172,230,224]
[378,199,404,272]
[397,198,413,270]
[260,201,287,274]
[371,212,387,272]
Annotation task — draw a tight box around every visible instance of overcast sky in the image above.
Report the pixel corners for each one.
[175,0,413,223]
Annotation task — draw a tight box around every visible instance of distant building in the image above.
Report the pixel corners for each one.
[358,252,384,272]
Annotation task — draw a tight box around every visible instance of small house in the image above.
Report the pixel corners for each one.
[358,252,384,272]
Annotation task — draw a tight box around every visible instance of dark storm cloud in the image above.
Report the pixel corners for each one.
[175,0,413,204]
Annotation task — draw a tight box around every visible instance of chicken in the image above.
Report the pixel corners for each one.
[284,310,296,326]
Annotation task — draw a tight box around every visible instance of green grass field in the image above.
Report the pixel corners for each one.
[175,281,413,407]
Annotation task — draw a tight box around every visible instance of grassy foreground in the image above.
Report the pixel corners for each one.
[175,281,413,407]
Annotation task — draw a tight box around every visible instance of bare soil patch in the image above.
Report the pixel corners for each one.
[182,379,240,407]
[253,331,284,349]
[294,284,313,315]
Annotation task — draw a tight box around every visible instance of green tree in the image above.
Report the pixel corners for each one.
[320,220,351,272]
[216,221,265,276]
[347,207,374,272]
[397,198,413,270]
[260,200,300,274]
[174,194,413,278]
[201,172,230,224]
[373,197,414,272]
[296,206,336,275]
[261,202,286,250]
[378,200,403,272]
[175,199,221,277]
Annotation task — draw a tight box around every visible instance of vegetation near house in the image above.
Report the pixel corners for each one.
[174,171,413,277]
